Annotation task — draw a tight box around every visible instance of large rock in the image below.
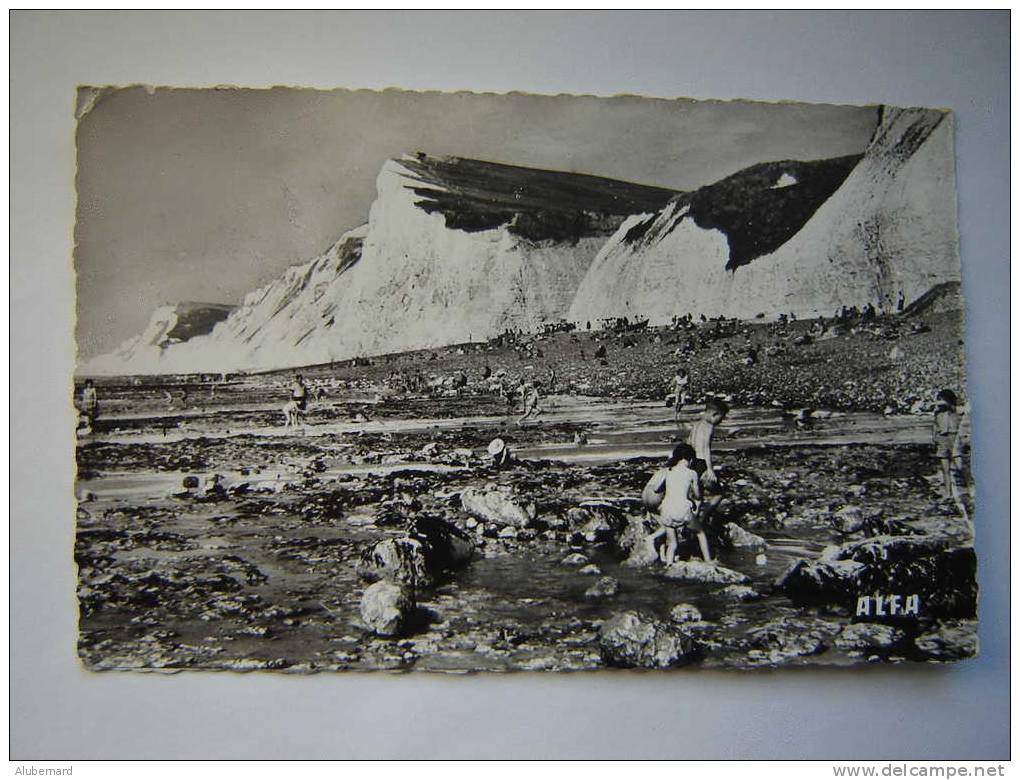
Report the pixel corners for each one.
[777,535,977,619]
[357,515,474,588]
[662,561,749,584]
[359,580,414,637]
[616,514,658,561]
[746,617,841,665]
[598,611,700,668]
[719,522,767,550]
[357,538,433,588]
[461,485,535,528]
[567,501,628,544]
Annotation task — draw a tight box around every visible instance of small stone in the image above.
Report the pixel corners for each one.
[584,576,619,600]
[669,603,702,624]
[578,564,602,576]
[719,585,760,602]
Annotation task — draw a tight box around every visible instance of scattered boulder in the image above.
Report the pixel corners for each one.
[578,564,602,576]
[662,561,749,584]
[598,611,700,668]
[357,516,473,588]
[567,501,628,544]
[830,506,867,535]
[914,620,978,662]
[719,522,767,550]
[835,622,906,653]
[746,617,840,665]
[461,485,535,528]
[584,576,619,600]
[357,537,432,588]
[360,581,414,637]
[669,603,702,624]
[719,584,761,602]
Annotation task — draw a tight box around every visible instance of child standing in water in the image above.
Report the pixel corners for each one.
[687,397,729,533]
[646,443,711,563]
[933,389,963,499]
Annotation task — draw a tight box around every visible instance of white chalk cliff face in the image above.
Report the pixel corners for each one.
[82,302,236,375]
[81,155,674,375]
[81,109,960,376]
[568,107,959,324]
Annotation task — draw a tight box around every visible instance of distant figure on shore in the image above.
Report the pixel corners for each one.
[671,368,690,423]
[518,381,542,424]
[644,443,711,564]
[686,397,729,532]
[79,380,99,427]
[932,389,963,500]
[283,374,309,427]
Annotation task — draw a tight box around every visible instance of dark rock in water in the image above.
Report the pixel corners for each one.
[598,611,700,668]
[408,515,474,570]
[835,622,906,653]
[585,576,619,599]
[662,561,749,584]
[357,538,433,588]
[669,603,702,624]
[617,515,657,561]
[357,516,474,588]
[567,501,628,544]
[360,581,415,637]
[831,505,867,534]
[777,535,977,619]
[914,620,978,662]
[719,522,767,550]
[746,617,840,665]
[461,485,535,528]
[182,475,200,490]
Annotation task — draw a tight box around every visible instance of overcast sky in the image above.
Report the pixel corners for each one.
[75,87,878,357]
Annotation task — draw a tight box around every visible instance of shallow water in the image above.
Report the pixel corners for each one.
[75,393,969,672]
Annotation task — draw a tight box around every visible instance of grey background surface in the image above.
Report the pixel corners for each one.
[10,10,1009,759]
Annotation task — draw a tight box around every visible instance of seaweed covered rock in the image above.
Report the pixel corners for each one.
[746,617,841,665]
[777,535,977,619]
[598,611,700,668]
[360,580,415,637]
[914,620,978,662]
[461,485,535,528]
[584,576,619,600]
[567,501,628,544]
[357,516,474,588]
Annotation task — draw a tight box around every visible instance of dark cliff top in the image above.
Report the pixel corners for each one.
[395,154,678,244]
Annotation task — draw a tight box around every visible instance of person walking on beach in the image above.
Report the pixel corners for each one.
[518,381,542,424]
[284,374,309,427]
[671,367,690,423]
[686,397,728,532]
[80,380,99,426]
[644,443,711,563]
[932,389,963,500]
